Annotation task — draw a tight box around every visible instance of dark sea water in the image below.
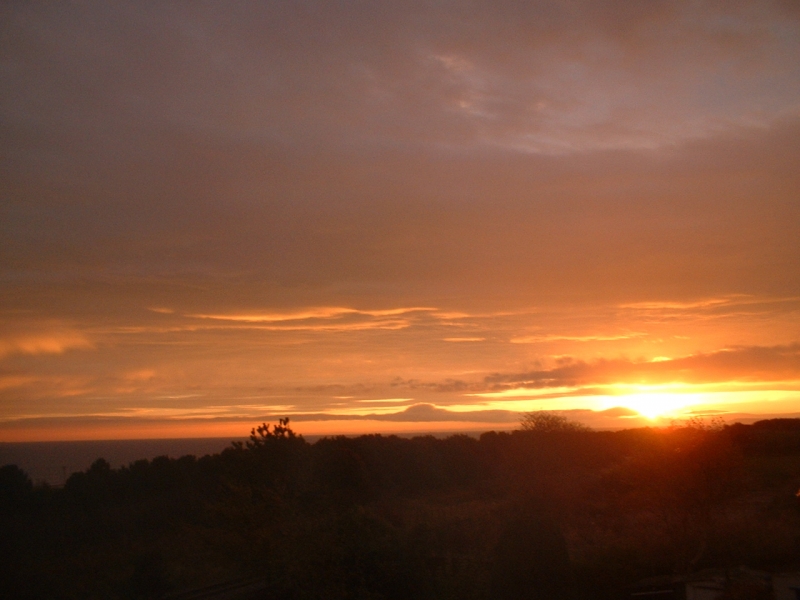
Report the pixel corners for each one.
[0,438,248,485]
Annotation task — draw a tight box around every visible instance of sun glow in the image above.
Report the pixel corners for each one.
[467,381,800,423]
[602,382,705,419]
[614,391,700,419]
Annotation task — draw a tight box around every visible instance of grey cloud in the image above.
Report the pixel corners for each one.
[485,343,800,388]
[246,404,523,423]
[2,1,798,156]
[390,378,479,393]
[3,0,799,302]
[370,403,516,423]
[3,120,799,309]
[285,403,519,423]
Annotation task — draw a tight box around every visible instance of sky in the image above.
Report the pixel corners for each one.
[1,0,800,441]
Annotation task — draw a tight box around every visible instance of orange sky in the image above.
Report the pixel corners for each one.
[1,1,800,441]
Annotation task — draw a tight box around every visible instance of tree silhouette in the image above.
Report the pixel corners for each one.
[520,411,589,433]
[490,501,574,600]
[247,417,299,448]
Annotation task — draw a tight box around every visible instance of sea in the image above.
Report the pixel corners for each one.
[0,438,248,486]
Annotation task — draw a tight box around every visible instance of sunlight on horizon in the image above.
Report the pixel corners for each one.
[606,385,800,420]
[612,392,699,419]
[469,383,800,422]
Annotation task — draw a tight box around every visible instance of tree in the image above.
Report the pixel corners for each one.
[247,417,300,449]
[490,501,574,600]
[0,464,32,510]
[236,418,308,493]
[520,411,589,433]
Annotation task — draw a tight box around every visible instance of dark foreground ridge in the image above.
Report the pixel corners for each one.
[164,576,268,600]
[2,416,800,599]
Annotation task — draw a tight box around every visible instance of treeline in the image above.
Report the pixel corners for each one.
[2,417,800,599]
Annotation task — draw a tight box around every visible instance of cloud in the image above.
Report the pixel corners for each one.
[190,306,435,323]
[0,375,36,390]
[485,343,800,388]
[511,332,644,343]
[3,1,798,166]
[0,403,651,438]
[178,307,439,332]
[124,370,156,382]
[1,2,799,440]
[593,407,639,418]
[618,297,743,311]
[288,403,641,425]
[375,403,517,422]
[0,332,93,359]
[232,320,412,333]
[617,295,800,321]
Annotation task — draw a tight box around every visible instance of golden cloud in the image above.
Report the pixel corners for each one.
[0,332,93,359]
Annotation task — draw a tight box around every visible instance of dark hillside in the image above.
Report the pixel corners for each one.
[2,418,800,599]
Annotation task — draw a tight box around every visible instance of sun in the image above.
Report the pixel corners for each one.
[614,390,700,420]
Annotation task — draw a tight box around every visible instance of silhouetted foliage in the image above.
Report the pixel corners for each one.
[0,463,33,509]
[3,418,800,599]
[520,411,590,433]
[490,500,574,600]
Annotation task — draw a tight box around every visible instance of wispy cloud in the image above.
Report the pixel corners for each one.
[484,343,800,389]
[618,297,742,311]
[189,307,435,323]
[169,306,443,333]
[354,398,414,403]
[0,375,36,390]
[243,320,412,332]
[616,295,800,323]
[619,295,800,311]
[0,332,93,359]
[511,332,644,343]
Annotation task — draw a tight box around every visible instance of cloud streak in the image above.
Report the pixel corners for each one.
[485,344,800,389]
[511,332,644,344]
[0,332,93,359]
[190,307,436,323]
